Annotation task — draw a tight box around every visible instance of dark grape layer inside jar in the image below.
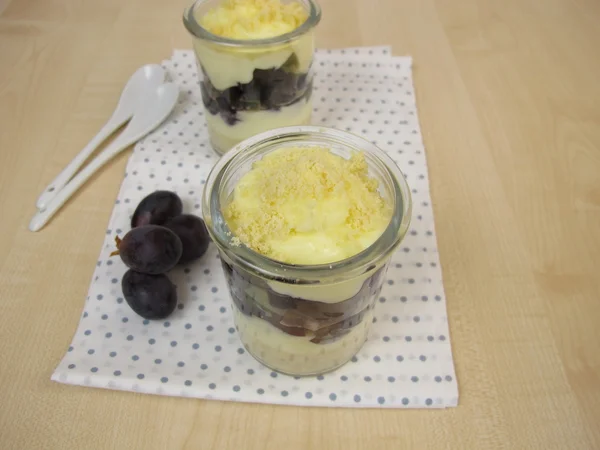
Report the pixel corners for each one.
[199,54,313,126]
[221,257,388,374]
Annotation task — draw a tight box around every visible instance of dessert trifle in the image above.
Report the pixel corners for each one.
[203,126,412,376]
[183,0,321,154]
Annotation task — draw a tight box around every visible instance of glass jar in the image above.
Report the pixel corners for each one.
[183,0,321,155]
[202,126,412,376]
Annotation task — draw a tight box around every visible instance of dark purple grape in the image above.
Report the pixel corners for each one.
[236,80,261,109]
[131,190,183,228]
[220,109,239,126]
[257,68,300,109]
[121,270,177,319]
[164,214,210,264]
[296,73,308,91]
[201,87,220,116]
[224,85,241,110]
[212,95,238,125]
[113,225,182,274]
[216,95,231,113]
[200,82,219,115]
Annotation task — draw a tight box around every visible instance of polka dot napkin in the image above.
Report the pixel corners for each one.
[51,46,459,409]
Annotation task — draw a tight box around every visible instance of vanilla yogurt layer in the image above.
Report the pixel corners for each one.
[204,99,312,155]
[234,308,373,375]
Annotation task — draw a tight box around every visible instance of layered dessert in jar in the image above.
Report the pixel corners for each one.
[183,0,321,154]
[202,126,412,376]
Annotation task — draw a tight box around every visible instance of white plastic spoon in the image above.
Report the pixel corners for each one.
[29,82,179,232]
[35,64,166,210]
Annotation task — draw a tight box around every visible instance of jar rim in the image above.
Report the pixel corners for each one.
[183,0,322,48]
[202,126,413,283]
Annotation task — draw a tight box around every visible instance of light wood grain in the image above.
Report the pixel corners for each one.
[1,0,599,448]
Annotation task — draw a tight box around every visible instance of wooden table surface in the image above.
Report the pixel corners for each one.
[1,0,599,448]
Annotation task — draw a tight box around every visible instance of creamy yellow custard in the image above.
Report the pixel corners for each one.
[205,100,312,153]
[234,308,373,375]
[224,147,393,265]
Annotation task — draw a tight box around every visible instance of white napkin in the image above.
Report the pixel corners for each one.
[52,46,459,408]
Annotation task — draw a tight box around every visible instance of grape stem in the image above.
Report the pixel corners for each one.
[109,235,122,257]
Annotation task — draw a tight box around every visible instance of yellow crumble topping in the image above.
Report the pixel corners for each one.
[200,0,308,40]
[224,147,392,264]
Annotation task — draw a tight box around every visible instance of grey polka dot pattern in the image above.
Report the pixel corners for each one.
[50,46,458,409]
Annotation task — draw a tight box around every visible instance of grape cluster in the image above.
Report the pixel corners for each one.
[111,191,210,319]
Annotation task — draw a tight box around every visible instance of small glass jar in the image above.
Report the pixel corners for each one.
[202,126,412,376]
[183,0,321,155]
